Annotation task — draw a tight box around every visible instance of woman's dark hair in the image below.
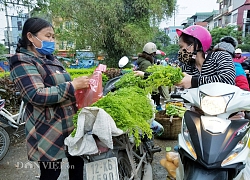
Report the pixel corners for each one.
[16,17,53,53]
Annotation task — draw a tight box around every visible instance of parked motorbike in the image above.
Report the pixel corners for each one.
[174,82,250,180]
[0,91,26,161]
[0,99,10,161]
[80,56,161,180]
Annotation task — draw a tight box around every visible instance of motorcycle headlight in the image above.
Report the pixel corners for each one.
[182,120,197,159]
[200,92,234,115]
[222,128,250,166]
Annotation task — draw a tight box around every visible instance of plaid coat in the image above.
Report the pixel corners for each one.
[9,48,77,161]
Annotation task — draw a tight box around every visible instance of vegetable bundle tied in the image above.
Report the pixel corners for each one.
[166,104,186,118]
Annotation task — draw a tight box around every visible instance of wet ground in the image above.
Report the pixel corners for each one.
[0,125,176,180]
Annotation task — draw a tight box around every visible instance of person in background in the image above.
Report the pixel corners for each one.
[135,42,162,111]
[213,36,249,91]
[9,17,89,180]
[75,58,79,65]
[162,58,168,66]
[241,58,250,88]
[233,48,247,63]
[135,42,156,71]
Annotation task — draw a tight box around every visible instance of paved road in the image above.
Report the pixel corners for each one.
[0,125,70,180]
[0,125,175,180]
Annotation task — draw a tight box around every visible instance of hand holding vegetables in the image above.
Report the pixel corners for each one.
[134,71,145,77]
[117,65,184,94]
[176,72,192,89]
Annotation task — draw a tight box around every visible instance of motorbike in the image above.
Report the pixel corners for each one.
[174,82,250,180]
[80,56,162,180]
[0,91,26,161]
[0,99,10,161]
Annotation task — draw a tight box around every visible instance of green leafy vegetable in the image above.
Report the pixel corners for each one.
[71,109,81,137]
[115,65,183,93]
[90,86,154,146]
[144,65,184,93]
[166,104,186,118]
[115,72,145,89]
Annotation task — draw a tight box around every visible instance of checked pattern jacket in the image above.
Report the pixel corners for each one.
[9,48,78,161]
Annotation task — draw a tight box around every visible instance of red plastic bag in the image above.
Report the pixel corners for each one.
[74,64,107,108]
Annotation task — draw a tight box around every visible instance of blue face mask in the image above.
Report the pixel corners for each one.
[33,36,55,55]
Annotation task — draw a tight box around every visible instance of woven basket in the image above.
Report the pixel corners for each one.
[155,110,182,140]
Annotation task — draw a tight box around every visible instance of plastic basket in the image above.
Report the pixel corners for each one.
[155,110,182,140]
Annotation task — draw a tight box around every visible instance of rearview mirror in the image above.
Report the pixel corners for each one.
[118,56,129,68]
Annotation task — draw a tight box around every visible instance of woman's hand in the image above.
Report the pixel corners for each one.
[176,72,192,89]
[134,71,145,77]
[71,76,90,90]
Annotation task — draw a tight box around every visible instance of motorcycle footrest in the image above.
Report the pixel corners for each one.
[150,146,161,153]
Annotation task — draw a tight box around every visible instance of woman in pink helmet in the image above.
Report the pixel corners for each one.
[176,25,236,88]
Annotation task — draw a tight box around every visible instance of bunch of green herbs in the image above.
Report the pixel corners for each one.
[91,86,153,146]
[144,65,184,93]
[115,72,145,89]
[115,65,183,93]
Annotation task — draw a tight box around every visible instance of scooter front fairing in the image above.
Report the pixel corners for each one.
[178,110,249,179]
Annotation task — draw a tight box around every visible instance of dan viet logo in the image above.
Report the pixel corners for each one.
[15,161,74,169]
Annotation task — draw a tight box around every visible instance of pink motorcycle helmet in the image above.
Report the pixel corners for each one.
[176,25,212,52]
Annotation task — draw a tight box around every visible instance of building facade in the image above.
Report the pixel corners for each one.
[4,13,29,54]
[164,26,183,44]
[212,0,250,37]
[174,0,250,38]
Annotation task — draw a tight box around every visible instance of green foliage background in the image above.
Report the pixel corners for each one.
[36,0,176,67]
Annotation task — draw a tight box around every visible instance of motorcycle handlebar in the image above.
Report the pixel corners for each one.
[170,93,189,103]
[170,94,182,99]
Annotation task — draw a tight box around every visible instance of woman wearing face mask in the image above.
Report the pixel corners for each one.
[9,17,89,180]
[176,25,236,89]
[135,26,236,89]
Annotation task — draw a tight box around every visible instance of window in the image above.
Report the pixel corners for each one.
[65,21,71,29]
[218,19,222,27]
[225,15,231,24]
[59,42,64,49]
[67,41,74,48]
[233,13,237,23]
[17,21,22,31]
